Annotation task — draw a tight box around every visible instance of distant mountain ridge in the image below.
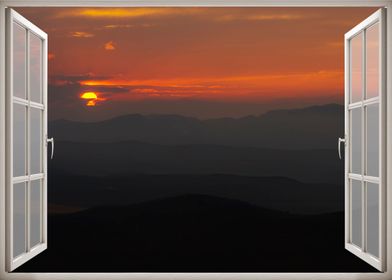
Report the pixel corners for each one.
[51,140,343,184]
[49,173,343,214]
[50,103,344,150]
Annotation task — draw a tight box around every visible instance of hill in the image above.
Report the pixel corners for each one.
[49,104,344,150]
[16,194,375,272]
[48,173,343,214]
[50,140,343,184]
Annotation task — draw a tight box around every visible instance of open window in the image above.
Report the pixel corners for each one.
[342,8,386,271]
[5,8,49,271]
[1,4,389,277]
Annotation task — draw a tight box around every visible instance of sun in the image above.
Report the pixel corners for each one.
[80,91,98,106]
[81,91,97,99]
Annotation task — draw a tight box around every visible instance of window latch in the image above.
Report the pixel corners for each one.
[46,137,55,160]
[338,137,346,160]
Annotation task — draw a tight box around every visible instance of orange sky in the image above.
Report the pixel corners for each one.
[16,7,378,120]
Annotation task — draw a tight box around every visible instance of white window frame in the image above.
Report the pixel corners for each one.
[344,9,386,271]
[0,1,391,280]
[5,8,48,272]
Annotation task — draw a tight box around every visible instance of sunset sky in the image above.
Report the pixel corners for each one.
[16,7,378,121]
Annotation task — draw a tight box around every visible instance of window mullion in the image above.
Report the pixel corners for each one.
[25,29,30,254]
[361,29,366,253]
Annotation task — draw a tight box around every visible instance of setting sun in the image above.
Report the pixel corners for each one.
[81,91,98,106]
[81,92,98,99]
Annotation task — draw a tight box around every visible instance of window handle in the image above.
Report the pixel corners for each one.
[338,137,346,160]
[47,137,54,160]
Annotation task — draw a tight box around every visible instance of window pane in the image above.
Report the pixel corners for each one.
[366,23,379,99]
[30,179,42,248]
[351,179,362,248]
[351,108,362,174]
[366,182,379,258]
[13,182,26,258]
[351,33,363,103]
[30,108,42,174]
[29,33,42,103]
[366,104,379,177]
[13,23,26,99]
[13,104,26,177]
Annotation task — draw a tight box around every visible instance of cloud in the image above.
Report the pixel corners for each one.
[69,31,94,38]
[103,23,156,29]
[104,41,115,51]
[47,69,343,121]
[248,14,304,21]
[132,88,159,94]
[79,71,342,88]
[77,70,343,101]
[53,8,304,24]
[215,13,304,22]
[53,8,204,19]
[91,86,129,94]
[50,74,110,86]
[49,74,130,101]
[104,24,135,29]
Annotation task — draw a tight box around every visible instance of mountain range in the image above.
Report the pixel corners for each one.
[16,103,368,272]
[49,103,344,150]
[48,173,343,214]
[50,141,342,184]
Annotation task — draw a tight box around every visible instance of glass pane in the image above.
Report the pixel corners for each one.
[29,33,42,103]
[13,23,26,99]
[366,182,379,258]
[31,108,42,174]
[13,182,26,258]
[351,108,362,174]
[351,33,363,103]
[366,23,380,99]
[366,104,379,177]
[13,104,26,177]
[30,180,42,248]
[351,179,362,248]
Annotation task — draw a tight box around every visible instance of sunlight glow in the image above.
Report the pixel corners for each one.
[86,100,97,106]
[104,41,115,51]
[54,8,200,19]
[78,70,343,101]
[81,92,99,107]
[81,92,98,99]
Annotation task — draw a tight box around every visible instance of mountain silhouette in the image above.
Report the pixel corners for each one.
[48,173,342,214]
[15,103,363,272]
[49,103,343,150]
[16,194,376,272]
[50,140,343,184]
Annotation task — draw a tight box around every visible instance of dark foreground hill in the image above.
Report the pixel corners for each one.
[16,194,375,272]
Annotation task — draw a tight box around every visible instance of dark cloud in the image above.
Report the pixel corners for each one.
[90,86,129,93]
[50,74,110,85]
[48,81,340,122]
